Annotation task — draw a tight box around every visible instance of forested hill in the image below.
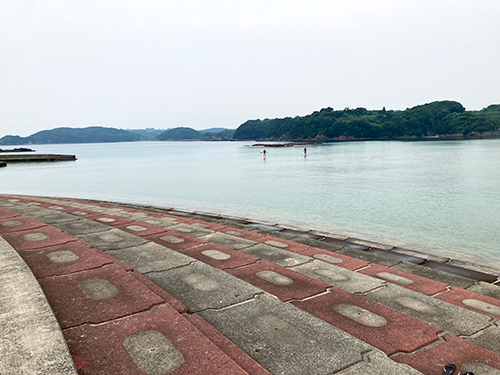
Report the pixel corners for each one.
[0,127,141,145]
[233,101,500,141]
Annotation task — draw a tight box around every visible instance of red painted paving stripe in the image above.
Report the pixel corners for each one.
[144,230,208,251]
[251,235,310,253]
[129,271,189,314]
[0,215,47,233]
[291,288,443,356]
[182,242,260,270]
[1,225,77,250]
[392,334,500,373]
[358,263,449,296]
[18,240,116,279]
[435,286,500,320]
[39,264,164,329]
[226,260,330,302]
[63,304,250,375]
[186,314,272,375]
[298,247,370,270]
[0,208,21,219]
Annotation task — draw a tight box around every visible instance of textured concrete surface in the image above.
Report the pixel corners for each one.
[145,261,264,313]
[2,194,500,375]
[0,237,77,375]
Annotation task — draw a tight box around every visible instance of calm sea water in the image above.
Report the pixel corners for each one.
[1,139,499,258]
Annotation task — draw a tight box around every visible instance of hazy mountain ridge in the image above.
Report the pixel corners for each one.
[0,126,235,145]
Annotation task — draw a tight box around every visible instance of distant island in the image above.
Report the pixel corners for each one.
[1,101,499,145]
[0,126,235,145]
[233,101,500,141]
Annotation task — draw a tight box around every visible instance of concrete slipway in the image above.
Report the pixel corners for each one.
[1,194,500,374]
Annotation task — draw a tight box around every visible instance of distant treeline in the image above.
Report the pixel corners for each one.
[233,101,500,141]
[0,126,235,145]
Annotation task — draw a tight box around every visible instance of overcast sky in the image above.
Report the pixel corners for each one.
[1,1,499,136]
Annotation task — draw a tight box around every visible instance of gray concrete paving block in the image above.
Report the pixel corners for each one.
[290,260,385,293]
[392,262,477,289]
[31,212,81,224]
[239,243,311,267]
[338,351,423,375]
[199,232,257,250]
[78,228,148,251]
[145,261,263,313]
[448,259,500,277]
[364,283,493,336]
[197,293,376,375]
[336,247,401,267]
[5,204,55,217]
[169,223,214,238]
[466,322,500,355]
[467,281,500,300]
[0,237,77,375]
[53,218,112,235]
[106,242,195,273]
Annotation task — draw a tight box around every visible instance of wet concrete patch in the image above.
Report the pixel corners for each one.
[425,260,498,283]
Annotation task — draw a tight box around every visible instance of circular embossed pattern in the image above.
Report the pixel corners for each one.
[201,250,231,260]
[333,304,388,327]
[160,236,185,244]
[78,279,120,300]
[255,270,294,286]
[376,272,414,285]
[313,254,343,264]
[46,250,80,264]
[182,274,219,291]
[22,233,49,242]
[1,220,24,228]
[123,331,184,375]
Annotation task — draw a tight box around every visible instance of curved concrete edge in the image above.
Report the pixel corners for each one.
[100,199,500,274]
[9,194,500,276]
[0,237,77,375]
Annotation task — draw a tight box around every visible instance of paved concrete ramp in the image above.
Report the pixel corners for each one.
[0,237,77,375]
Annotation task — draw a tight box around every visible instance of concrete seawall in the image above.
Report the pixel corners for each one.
[1,193,499,374]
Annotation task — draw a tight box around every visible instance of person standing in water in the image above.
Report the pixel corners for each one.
[304,147,307,156]
[263,149,266,157]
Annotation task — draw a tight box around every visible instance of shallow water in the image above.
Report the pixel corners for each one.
[1,139,499,258]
